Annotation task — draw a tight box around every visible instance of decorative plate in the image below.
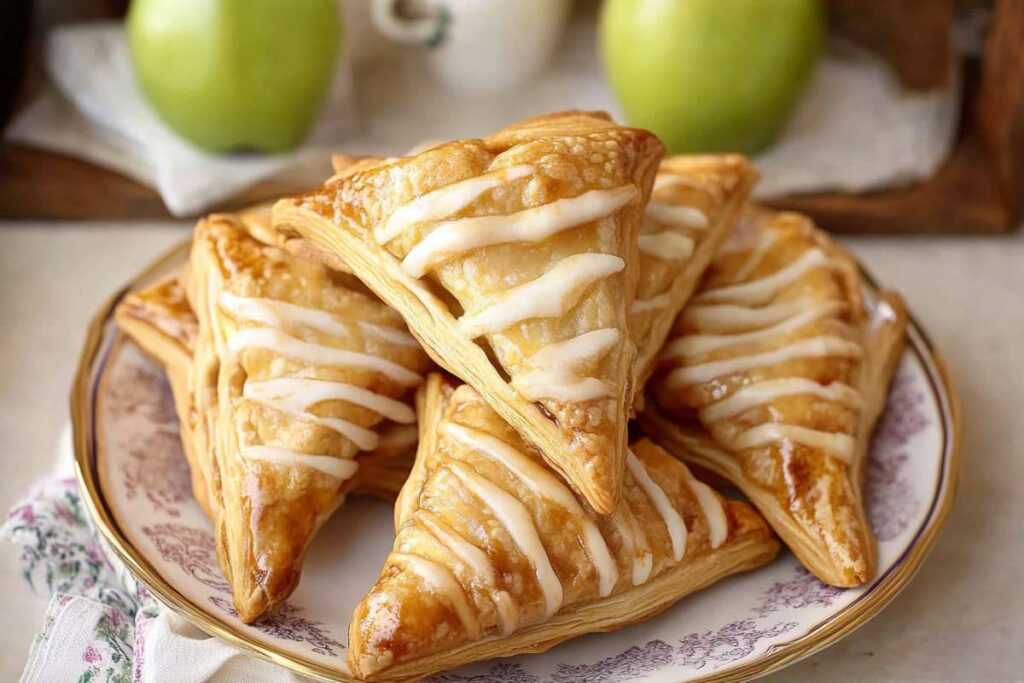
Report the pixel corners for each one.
[73,240,960,682]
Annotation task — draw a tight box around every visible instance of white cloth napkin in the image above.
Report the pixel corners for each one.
[6,19,960,216]
[6,22,352,217]
[4,428,309,683]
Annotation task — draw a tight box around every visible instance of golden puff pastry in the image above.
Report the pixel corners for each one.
[348,374,780,681]
[114,276,421,510]
[630,155,758,403]
[186,215,433,622]
[640,207,907,587]
[274,110,665,514]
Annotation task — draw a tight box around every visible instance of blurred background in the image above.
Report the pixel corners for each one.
[0,1,1021,680]
[0,0,1019,233]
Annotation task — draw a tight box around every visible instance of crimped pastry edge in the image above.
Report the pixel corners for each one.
[353,514,780,682]
[273,201,630,514]
[632,160,760,410]
[640,284,909,587]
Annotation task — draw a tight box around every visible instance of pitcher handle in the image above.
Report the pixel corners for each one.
[371,0,449,47]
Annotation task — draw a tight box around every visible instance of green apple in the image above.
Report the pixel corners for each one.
[600,0,824,154]
[127,0,340,153]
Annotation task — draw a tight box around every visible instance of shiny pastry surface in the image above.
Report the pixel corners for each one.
[630,154,758,399]
[348,374,779,681]
[274,110,667,514]
[185,215,432,622]
[644,207,907,586]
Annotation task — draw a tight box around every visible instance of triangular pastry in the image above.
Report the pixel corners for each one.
[630,155,758,402]
[115,264,423,516]
[348,374,780,681]
[185,214,433,622]
[640,207,907,586]
[115,280,421,508]
[273,110,665,514]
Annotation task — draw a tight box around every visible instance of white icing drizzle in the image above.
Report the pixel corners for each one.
[680,299,808,333]
[376,165,534,244]
[400,186,636,278]
[457,254,625,338]
[241,445,358,480]
[652,174,696,192]
[447,462,563,617]
[666,336,863,388]
[375,423,419,453]
[220,292,418,349]
[513,328,619,403]
[442,422,618,597]
[671,235,865,470]
[227,328,422,386]
[700,378,862,422]
[732,423,855,463]
[631,292,672,315]
[246,377,415,423]
[683,472,728,549]
[665,301,848,358]
[245,384,379,451]
[391,552,481,638]
[692,249,830,306]
[358,321,420,348]
[645,203,708,229]
[626,451,687,562]
[731,229,780,283]
[417,510,518,635]
[609,509,653,586]
[637,231,695,260]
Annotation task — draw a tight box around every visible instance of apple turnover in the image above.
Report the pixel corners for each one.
[640,207,907,586]
[630,155,758,401]
[185,214,432,622]
[273,111,665,514]
[348,374,780,681]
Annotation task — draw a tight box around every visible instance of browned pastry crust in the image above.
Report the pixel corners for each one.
[348,374,780,681]
[274,110,666,514]
[640,207,907,586]
[630,155,758,406]
[114,268,424,517]
[176,214,432,622]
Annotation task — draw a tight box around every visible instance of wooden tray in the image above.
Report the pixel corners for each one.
[1,0,1019,232]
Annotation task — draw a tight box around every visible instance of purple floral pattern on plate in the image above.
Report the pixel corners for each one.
[867,366,930,541]
[120,427,192,518]
[141,523,229,593]
[430,663,540,683]
[104,360,178,426]
[208,596,343,657]
[79,297,949,681]
[753,566,843,617]
[430,662,540,683]
[550,640,676,682]
[677,619,798,669]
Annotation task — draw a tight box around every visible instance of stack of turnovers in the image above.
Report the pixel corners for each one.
[111,110,909,681]
[349,374,779,681]
[640,208,907,587]
[273,110,755,514]
[116,211,433,622]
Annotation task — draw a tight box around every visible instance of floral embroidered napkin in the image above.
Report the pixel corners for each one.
[3,477,309,682]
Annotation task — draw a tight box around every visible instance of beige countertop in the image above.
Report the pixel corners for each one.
[1,223,1022,681]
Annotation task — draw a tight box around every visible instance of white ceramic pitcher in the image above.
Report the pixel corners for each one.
[372,0,572,94]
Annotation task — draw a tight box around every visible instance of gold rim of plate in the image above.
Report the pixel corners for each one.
[71,237,963,683]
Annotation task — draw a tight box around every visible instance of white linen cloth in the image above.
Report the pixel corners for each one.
[6,22,353,217]
[6,19,959,217]
[3,429,308,683]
